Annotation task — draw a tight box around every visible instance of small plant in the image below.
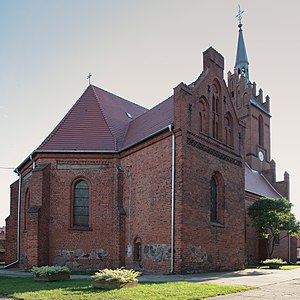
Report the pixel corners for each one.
[262,258,287,269]
[91,267,140,283]
[262,258,287,265]
[32,265,70,277]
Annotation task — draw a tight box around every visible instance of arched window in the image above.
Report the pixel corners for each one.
[73,180,89,227]
[258,115,264,146]
[210,173,225,224]
[212,95,219,139]
[133,237,142,261]
[212,84,220,140]
[225,114,233,147]
[24,189,30,231]
[210,177,218,222]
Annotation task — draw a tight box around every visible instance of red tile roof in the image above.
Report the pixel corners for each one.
[38,85,149,151]
[245,163,282,198]
[123,96,174,148]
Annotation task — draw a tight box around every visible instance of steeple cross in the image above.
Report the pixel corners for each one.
[236,5,244,26]
[87,73,92,85]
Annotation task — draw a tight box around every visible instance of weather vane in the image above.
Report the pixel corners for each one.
[87,73,92,85]
[236,5,244,27]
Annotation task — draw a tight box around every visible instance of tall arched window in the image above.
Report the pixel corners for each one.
[212,84,220,139]
[73,180,89,227]
[210,172,225,225]
[210,177,218,222]
[258,115,264,146]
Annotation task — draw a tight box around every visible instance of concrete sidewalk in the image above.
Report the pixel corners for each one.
[1,267,300,286]
[139,268,300,287]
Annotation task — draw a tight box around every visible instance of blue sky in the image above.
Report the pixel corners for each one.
[1,0,300,226]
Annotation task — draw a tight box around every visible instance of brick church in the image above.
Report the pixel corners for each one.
[5,19,295,273]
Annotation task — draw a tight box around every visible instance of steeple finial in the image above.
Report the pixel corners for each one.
[87,73,92,86]
[236,5,244,29]
[235,5,249,84]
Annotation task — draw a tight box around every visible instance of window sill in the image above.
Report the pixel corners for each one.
[210,221,225,228]
[69,226,92,232]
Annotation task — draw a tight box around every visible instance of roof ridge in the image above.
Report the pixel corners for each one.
[38,86,91,149]
[90,85,117,150]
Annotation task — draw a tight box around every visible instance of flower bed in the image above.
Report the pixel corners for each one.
[91,268,140,289]
[32,266,70,281]
[262,258,287,269]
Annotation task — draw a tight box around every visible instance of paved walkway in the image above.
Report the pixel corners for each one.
[1,267,300,299]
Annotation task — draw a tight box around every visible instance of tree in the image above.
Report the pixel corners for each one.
[248,197,300,259]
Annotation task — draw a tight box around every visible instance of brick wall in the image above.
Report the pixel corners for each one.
[5,180,19,265]
[121,132,173,273]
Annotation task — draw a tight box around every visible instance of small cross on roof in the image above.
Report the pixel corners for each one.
[236,5,244,27]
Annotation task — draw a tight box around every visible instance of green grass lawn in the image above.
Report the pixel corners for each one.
[0,276,252,300]
[280,265,300,270]
[246,265,300,270]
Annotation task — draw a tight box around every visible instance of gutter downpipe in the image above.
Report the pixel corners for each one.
[4,169,22,268]
[168,125,175,273]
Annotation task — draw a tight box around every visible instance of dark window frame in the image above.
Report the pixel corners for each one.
[71,179,90,229]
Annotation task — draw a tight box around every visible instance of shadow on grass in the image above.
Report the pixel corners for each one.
[0,277,95,295]
[0,276,168,298]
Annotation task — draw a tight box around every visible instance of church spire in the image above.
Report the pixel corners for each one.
[235,5,249,83]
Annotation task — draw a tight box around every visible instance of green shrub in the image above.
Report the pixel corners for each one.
[262,258,287,265]
[31,265,70,277]
[91,268,140,283]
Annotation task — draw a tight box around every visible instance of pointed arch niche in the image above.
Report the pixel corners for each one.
[210,171,225,225]
[199,97,209,134]
[224,113,234,147]
[258,115,264,146]
[211,80,222,140]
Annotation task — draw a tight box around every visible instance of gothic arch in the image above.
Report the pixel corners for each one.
[243,92,248,106]
[199,96,209,134]
[258,115,264,146]
[133,236,142,261]
[211,79,222,140]
[230,79,235,98]
[236,85,241,108]
[224,113,234,147]
[210,171,225,225]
